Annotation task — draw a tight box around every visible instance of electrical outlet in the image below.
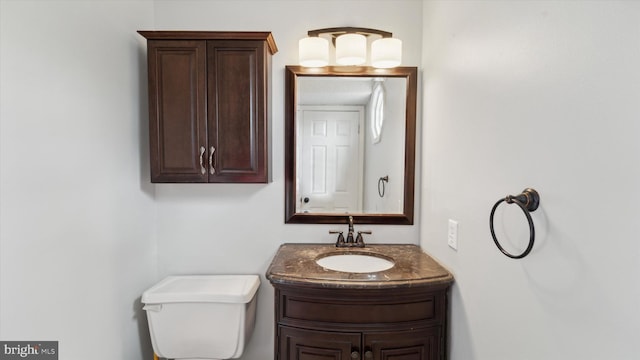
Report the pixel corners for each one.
[448,219,458,250]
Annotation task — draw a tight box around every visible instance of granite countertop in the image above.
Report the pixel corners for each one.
[266,243,454,289]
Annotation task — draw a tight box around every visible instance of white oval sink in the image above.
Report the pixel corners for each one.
[316,254,395,273]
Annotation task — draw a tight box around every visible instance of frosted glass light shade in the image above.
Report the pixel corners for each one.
[371,38,402,68]
[299,37,329,67]
[336,33,367,65]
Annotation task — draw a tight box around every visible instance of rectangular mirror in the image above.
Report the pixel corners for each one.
[285,66,417,225]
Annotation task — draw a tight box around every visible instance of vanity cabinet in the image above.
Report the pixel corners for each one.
[273,284,449,360]
[267,244,454,360]
[138,31,277,183]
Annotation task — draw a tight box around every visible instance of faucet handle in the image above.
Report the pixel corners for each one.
[329,231,345,246]
[354,230,372,247]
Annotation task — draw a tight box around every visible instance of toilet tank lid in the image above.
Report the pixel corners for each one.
[142,275,260,304]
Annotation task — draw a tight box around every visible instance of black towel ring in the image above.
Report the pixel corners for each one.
[377,175,389,197]
[489,188,540,259]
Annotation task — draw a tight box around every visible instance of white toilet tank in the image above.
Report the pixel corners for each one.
[142,275,260,360]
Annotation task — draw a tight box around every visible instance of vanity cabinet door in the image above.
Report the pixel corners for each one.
[146,40,208,183]
[364,328,441,360]
[278,326,361,360]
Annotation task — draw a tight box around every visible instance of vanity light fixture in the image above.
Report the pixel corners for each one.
[299,36,329,67]
[299,27,402,68]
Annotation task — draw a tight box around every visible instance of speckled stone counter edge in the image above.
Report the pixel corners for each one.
[266,243,454,289]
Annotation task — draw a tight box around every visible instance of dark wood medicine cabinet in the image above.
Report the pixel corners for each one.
[138,31,277,183]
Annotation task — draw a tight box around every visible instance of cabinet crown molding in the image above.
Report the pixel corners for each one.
[138,31,278,54]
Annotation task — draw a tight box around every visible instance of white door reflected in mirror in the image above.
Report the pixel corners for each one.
[297,106,364,213]
[297,76,406,214]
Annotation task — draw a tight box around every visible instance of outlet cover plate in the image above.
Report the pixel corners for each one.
[448,219,458,250]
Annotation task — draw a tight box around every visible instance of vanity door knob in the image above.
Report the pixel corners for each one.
[364,350,373,359]
[350,351,360,359]
[303,197,310,203]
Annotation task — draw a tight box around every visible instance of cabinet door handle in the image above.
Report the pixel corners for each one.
[199,146,206,174]
[350,351,360,359]
[209,146,216,174]
[364,350,373,359]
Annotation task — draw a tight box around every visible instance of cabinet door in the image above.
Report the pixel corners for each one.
[364,328,441,360]
[279,326,361,360]
[147,40,208,183]
[207,40,269,183]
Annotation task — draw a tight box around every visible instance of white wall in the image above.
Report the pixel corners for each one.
[0,1,422,359]
[421,1,640,359]
[0,1,157,359]
[364,78,406,213]
[10,2,634,360]
[151,1,423,359]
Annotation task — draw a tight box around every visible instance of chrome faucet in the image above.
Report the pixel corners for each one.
[329,216,371,248]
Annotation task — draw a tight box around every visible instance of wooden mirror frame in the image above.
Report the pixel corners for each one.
[285,65,418,225]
